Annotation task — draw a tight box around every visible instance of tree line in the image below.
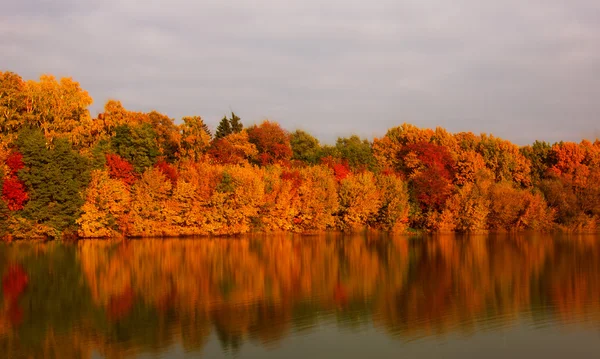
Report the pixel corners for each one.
[1,71,599,239]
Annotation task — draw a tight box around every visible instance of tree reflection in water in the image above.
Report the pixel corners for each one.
[0,233,599,358]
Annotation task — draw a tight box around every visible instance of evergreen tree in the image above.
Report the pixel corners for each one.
[215,116,232,139]
[215,112,243,139]
[230,112,243,133]
[16,127,91,236]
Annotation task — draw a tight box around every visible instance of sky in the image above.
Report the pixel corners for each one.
[2,0,599,145]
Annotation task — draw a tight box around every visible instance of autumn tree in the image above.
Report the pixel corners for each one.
[105,153,137,185]
[23,74,95,148]
[127,167,173,236]
[180,116,211,161]
[0,71,27,137]
[1,151,28,211]
[247,121,292,166]
[369,173,410,231]
[208,131,258,165]
[77,170,131,237]
[336,172,381,231]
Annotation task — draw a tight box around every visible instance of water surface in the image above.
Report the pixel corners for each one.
[1,234,600,358]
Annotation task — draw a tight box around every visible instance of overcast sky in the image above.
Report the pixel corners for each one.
[2,0,599,144]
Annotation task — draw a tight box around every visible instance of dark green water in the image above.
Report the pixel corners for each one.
[1,233,600,358]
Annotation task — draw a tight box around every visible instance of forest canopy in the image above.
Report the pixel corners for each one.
[1,70,599,239]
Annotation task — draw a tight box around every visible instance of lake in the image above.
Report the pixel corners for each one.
[1,233,600,358]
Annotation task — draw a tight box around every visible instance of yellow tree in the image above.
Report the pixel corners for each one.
[370,173,410,232]
[205,165,265,235]
[293,165,339,232]
[77,170,131,238]
[180,116,212,162]
[337,172,381,231]
[128,167,172,236]
[24,75,95,148]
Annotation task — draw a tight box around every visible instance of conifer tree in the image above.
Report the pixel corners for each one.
[16,127,90,236]
[230,112,243,133]
[215,116,232,139]
[215,112,243,139]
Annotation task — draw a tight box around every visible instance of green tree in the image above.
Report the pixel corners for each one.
[215,112,243,139]
[335,135,377,171]
[110,124,160,173]
[290,130,321,164]
[521,140,552,184]
[230,112,243,133]
[16,127,91,236]
[215,116,232,139]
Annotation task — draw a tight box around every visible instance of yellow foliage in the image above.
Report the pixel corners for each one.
[337,172,381,231]
[77,170,131,238]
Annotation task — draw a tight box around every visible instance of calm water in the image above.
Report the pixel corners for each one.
[1,234,600,358]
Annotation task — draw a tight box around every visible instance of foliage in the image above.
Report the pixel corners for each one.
[0,70,599,236]
[247,121,292,165]
[16,127,91,237]
[105,153,137,185]
[180,116,211,161]
[290,130,321,164]
[335,135,377,171]
[110,124,160,173]
[215,112,243,139]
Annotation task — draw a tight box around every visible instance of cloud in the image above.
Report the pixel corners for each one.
[2,0,599,144]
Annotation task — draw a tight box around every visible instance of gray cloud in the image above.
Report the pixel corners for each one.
[1,0,599,144]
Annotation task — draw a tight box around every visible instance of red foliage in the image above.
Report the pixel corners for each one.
[106,153,137,185]
[403,142,455,178]
[399,142,455,211]
[321,156,351,182]
[2,264,28,302]
[155,160,178,186]
[412,168,453,211]
[2,175,28,211]
[208,138,243,165]
[247,121,292,165]
[5,151,24,175]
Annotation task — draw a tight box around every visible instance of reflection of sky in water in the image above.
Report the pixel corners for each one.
[1,233,600,358]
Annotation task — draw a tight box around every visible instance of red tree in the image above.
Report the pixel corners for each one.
[5,151,24,175]
[155,160,178,186]
[106,153,137,185]
[321,156,351,182]
[400,142,455,211]
[2,176,28,211]
[247,121,293,165]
